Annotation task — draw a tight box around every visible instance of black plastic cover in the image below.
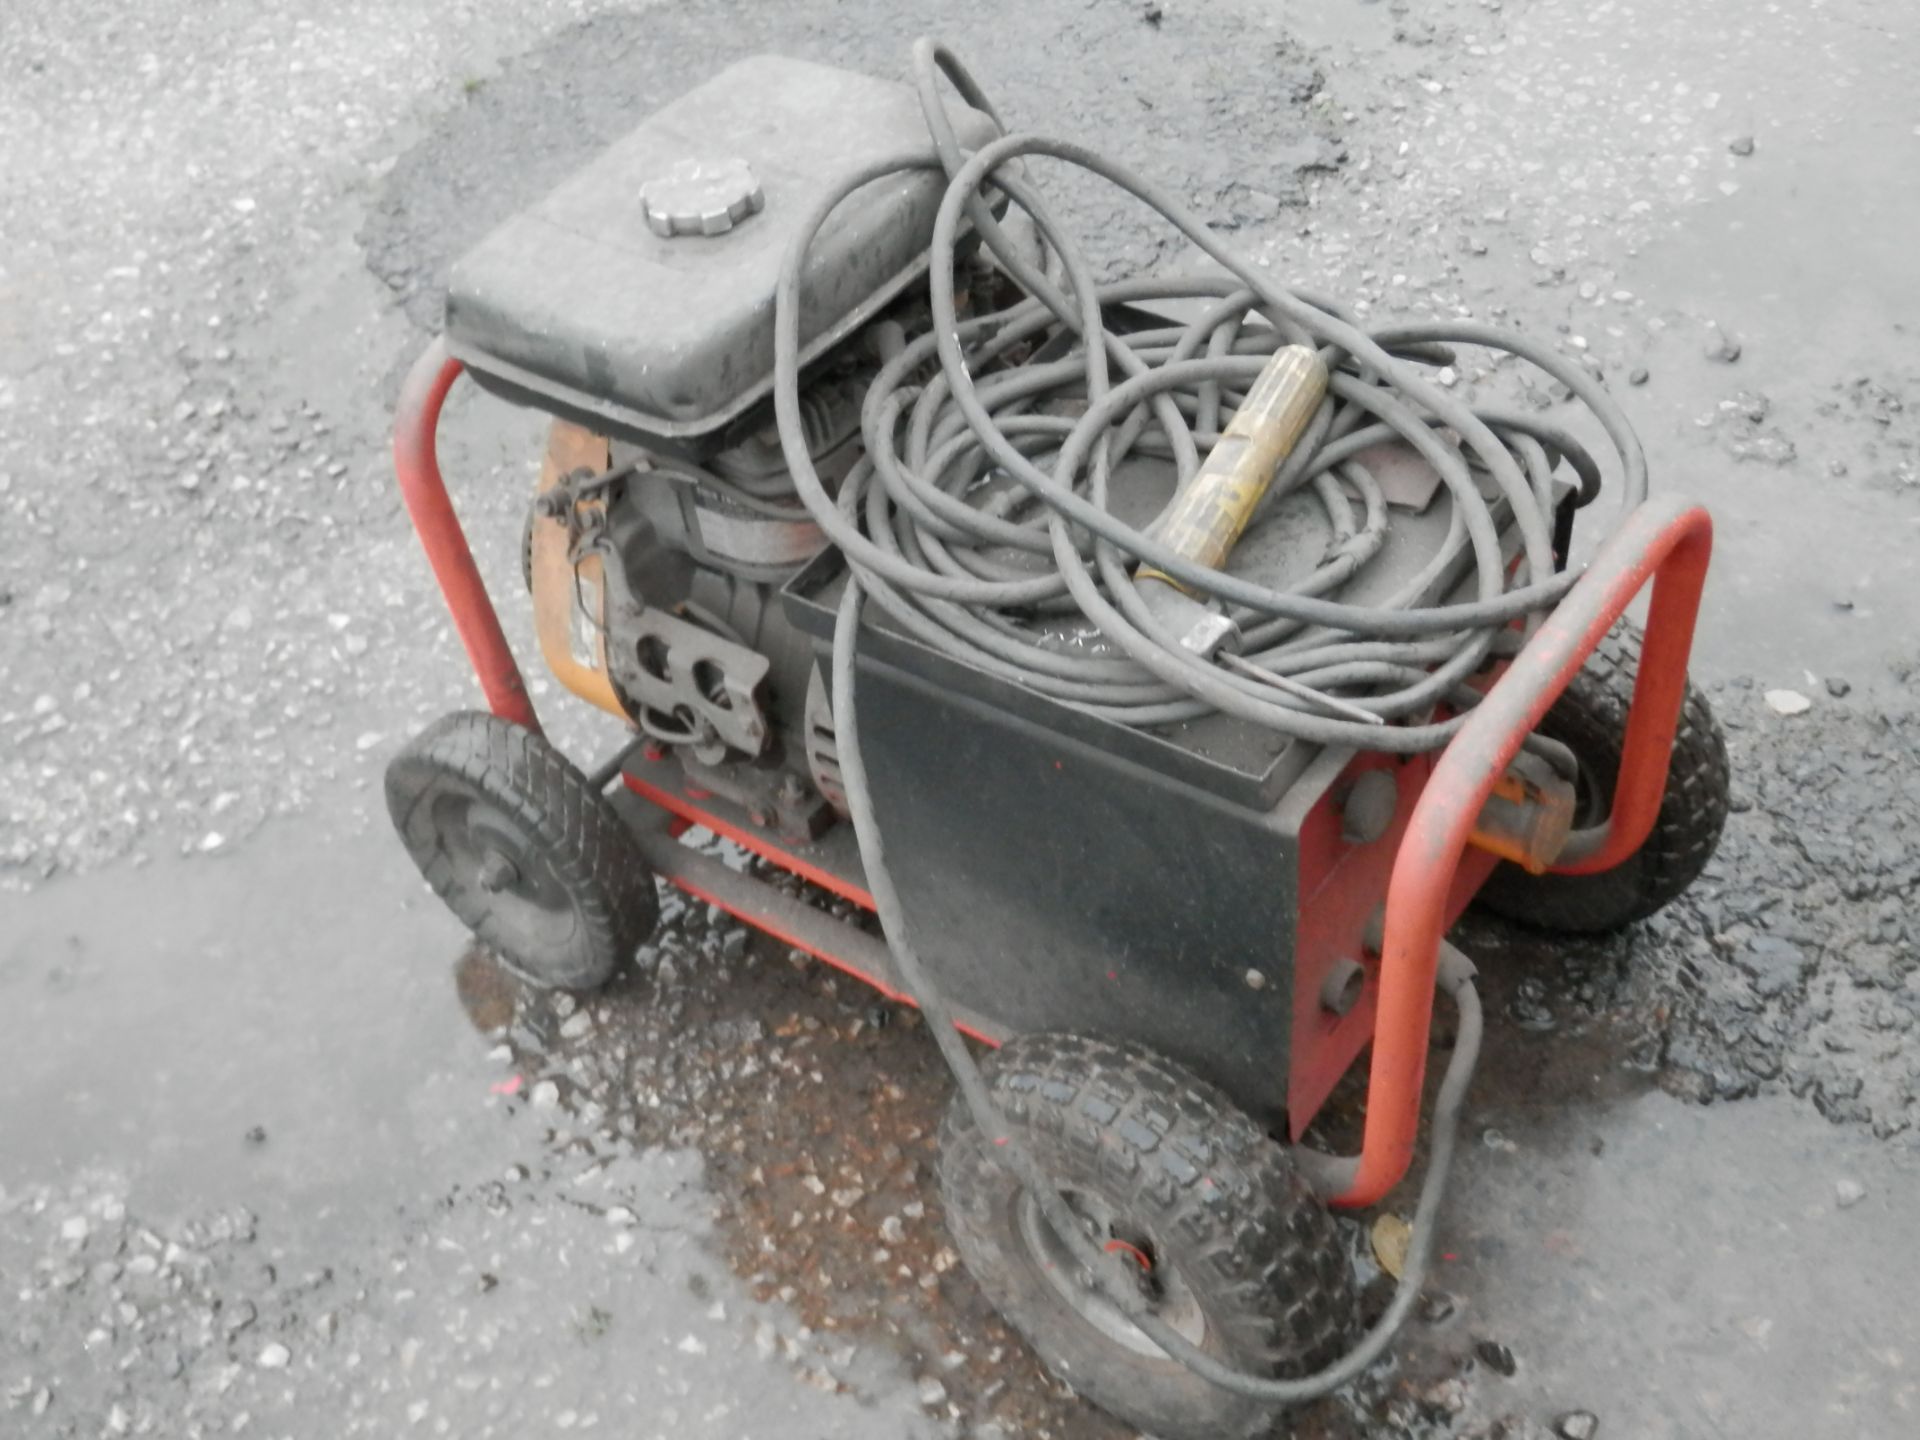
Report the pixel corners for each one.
[444,55,996,450]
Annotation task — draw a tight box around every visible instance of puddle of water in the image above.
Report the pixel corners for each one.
[0,791,498,1245]
[0,792,947,1437]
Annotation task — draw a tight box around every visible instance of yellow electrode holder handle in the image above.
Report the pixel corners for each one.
[1135,344,1328,654]
[1140,343,1328,586]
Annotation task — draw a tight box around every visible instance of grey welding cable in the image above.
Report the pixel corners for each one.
[766,40,1645,1401]
[798,180,1626,751]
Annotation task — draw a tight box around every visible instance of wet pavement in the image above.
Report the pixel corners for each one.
[3,790,948,1438]
[5,0,1920,1436]
[1441,1090,1920,1437]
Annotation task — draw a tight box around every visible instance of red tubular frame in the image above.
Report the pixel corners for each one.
[393,339,544,734]
[1331,495,1712,1207]
[393,339,1712,1212]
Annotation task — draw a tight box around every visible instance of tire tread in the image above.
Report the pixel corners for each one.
[939,1033,1356,1439]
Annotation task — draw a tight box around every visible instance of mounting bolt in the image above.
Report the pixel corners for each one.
[1321,958,1367,1017]
[1244,968,1267,991]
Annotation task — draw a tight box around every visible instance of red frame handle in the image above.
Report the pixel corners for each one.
[393,338,544,735]
[393,338,1713,1209]
[1331,496,1713,1208]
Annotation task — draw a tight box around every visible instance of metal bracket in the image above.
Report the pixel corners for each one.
[622,607,772,756]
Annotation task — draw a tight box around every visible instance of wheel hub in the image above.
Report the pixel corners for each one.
[477,848,521,893]
[427,791,579,965]
[1015,1189,1208,1359]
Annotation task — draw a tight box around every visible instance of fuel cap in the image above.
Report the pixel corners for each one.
[640,157,765,238]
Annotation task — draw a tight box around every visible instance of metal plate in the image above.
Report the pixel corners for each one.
[621,608,773,755]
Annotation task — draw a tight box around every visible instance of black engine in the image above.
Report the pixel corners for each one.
[445,55,996,838]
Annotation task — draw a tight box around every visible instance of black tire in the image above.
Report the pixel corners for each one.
[385,711,659,990]
[938,1033,1356,1440]
[1476,622,1730,934]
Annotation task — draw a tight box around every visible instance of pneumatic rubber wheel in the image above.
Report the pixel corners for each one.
[385,711,660,990]
[1476,621,1730,934]
[938,1033,1356,1440]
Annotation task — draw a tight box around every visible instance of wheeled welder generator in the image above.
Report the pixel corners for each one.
[383,41,1729,1437]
